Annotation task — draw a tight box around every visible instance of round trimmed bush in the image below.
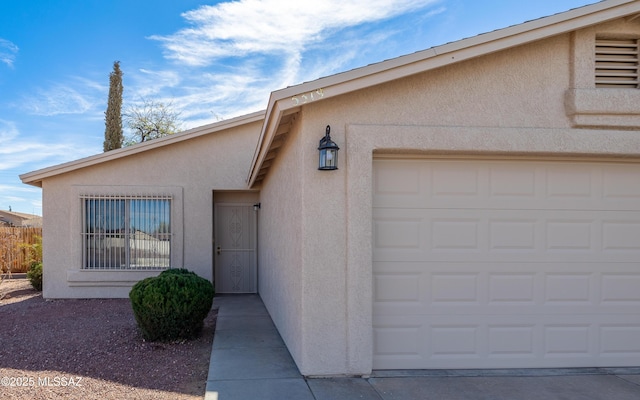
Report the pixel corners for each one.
[129,268,215,341]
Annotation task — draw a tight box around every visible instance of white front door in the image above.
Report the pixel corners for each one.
[372,158,640,369]
[214,204,257,293]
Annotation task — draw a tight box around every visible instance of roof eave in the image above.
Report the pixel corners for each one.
[20,110,266,187]
[247,0,640,186]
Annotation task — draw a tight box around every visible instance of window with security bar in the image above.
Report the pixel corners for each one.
[595,38,639,88]
[81,195,172,269]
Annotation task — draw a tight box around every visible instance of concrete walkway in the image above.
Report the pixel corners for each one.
[205,294,640,400]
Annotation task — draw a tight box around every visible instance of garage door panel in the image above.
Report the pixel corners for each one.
[374,159,640,211]
[374,314,640,369]
[374,248,639,264]
[374,209,640,262]
[374,262,640,312]
[602,221,640,252]
[373,318,424,358]
[601,273,640,303]
[373,259,640,275]
[602,164,640,201]
[374,302,640,317]
[373,159,640,369]
[373,272,422,302]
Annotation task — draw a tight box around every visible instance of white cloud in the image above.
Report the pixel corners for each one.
[129,69,182,98]
[0,184,38,195]
[137,0,443,126]
[0,119,19,143]
[0,141,90,171]
[125,63,273,126]
[0,119,95,172]
[0,118,91,214]
[75,76,108,93]
[151,0,436,67]
[0,184,41,215]
[20,84,100,116]
[0,38,18,67]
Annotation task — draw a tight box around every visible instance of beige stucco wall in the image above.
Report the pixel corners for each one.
[259,19,640,376]
[568,18,640,128]
[256,120,306,370]
[34,16,640,376]
[41,120,261,298]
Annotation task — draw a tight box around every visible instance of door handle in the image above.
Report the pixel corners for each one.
[216,246,222,255]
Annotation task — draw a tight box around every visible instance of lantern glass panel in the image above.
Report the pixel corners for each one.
[326,149,337,168]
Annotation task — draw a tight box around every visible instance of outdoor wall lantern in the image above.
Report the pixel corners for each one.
[318,125,339,170]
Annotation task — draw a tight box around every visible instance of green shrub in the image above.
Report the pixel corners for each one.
[27,262,43,291]
[129,268,215,341]
[21,235,42,271]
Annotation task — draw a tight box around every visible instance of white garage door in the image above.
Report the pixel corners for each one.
[372,158,640,369]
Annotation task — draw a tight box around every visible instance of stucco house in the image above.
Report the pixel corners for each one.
[20,0,640,376]
[0,210,42,227]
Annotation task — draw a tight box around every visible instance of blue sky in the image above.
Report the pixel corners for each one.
[1,0,596,215]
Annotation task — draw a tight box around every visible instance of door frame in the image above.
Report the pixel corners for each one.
[212,191,260,293]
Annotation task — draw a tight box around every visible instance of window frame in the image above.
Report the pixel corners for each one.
[70,185,184,276]
[81,194,173,270]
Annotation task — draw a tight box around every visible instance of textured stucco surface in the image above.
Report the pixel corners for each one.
[286,32,577,377]
[34,15,640,377]
[259,21,640,376]
[568,19,640,128]
[41,121,261,298]
[257,120,305,369]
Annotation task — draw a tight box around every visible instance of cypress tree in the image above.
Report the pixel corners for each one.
[103,61,123,151]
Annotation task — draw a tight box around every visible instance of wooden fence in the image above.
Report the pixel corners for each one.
[0,227,42,273]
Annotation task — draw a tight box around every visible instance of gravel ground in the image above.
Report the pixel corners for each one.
[0,278,217,400]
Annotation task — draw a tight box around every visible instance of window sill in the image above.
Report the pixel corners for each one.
[66,269,163,287]
[565,88,640,129]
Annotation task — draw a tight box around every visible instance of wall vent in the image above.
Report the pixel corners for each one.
[595,39,639,88]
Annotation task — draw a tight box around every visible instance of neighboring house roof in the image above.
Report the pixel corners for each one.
[0,210,42,227]
[19,0,640,188]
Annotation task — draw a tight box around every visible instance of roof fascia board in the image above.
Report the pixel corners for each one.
[247,99,299,186]
[21,110,266,187]
[247,93,282,185]
[276,0,640,112]
[246,0,640,186]
[0,210,38,219]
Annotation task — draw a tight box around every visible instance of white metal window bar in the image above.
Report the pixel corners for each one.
[595,38,639,88]
[81,194,172,269]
